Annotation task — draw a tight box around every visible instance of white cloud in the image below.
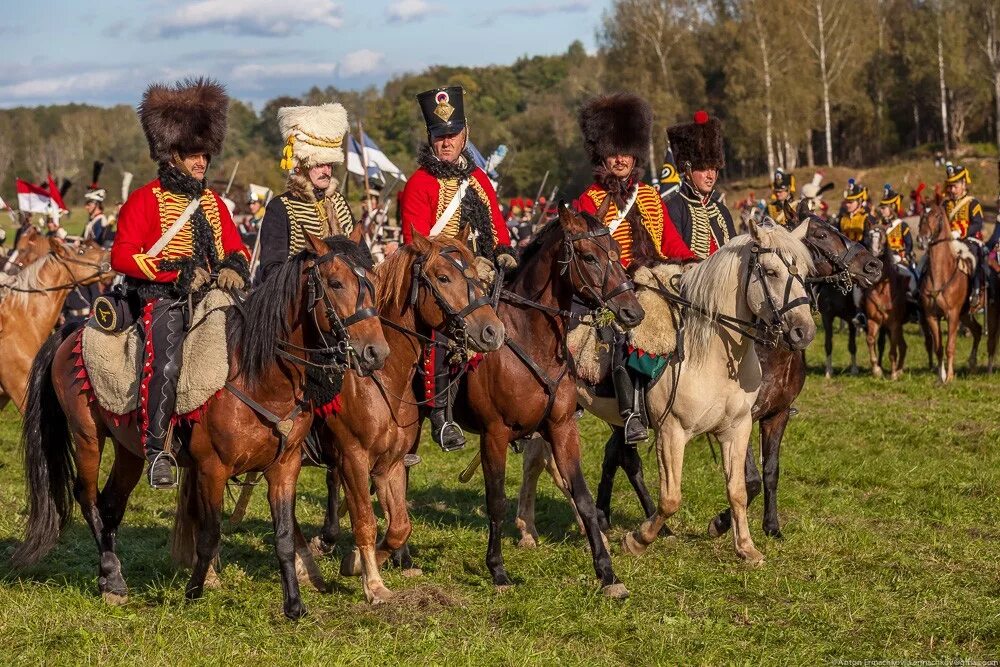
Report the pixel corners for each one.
[231,62,339,82]
[386,0,441,23]
[0,69,127,100]
[339,49,385,77]
[153,0,344,38]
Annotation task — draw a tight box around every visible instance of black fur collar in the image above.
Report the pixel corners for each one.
[417,145,475,179]
[593,165,643,202]
[158,164,206,198]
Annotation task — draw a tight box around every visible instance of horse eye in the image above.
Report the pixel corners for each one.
[584,254,597,263]
[329,279,343,289]
[816,232,827,239]
[437,274,451,283]
[766,269,778,278]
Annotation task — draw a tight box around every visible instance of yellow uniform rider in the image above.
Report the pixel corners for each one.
[766,168,795,226]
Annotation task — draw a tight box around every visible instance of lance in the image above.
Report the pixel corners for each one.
[223,161,240,198]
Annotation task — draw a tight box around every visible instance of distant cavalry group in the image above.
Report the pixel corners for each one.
[0,76,986,619]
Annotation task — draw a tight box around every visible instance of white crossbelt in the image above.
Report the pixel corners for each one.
[148,198,200,258]
[608,185,639,233]
[429,178,470,238]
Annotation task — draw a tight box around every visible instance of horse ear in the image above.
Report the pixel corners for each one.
[790,218,809,241]
[304,232,327,255]
[747,217,761,241]
[348,222,364,245]
[559,201,586,233]
[595,194,612,222]
[49,237,67,257]
[410,228,431,254]
[455,223,472,247]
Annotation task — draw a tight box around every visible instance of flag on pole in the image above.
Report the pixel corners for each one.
[347,132,406,184]
[467,142,501,189]
[47,173,67,211]
[16,178,53,213]
[658,145,681,200]
[485,144,508,174]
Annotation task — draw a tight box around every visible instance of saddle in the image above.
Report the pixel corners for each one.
[951,240,977,276]
[79,289,234,418]
[568,263,681,387]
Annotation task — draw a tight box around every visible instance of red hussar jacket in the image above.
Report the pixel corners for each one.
[111,178,248,283]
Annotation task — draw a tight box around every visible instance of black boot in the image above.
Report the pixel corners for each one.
[142,300,183,489]
[613,366,647,444]
[429,407,465,452]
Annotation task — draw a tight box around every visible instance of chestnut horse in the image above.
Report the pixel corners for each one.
[918,205,981,382]
[0,238,110,412]
[12,233,389,620]
[861,225,909,379]
[4,226,49,274]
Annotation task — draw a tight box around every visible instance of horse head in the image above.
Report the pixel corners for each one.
[800,215,881,288]
[918,205,949,249]
[302,230,390,374]
[745,218,816,351]
[50,238,112,285]
[556,201,645,329]
[392,227,504,353]
[4,226,47,275]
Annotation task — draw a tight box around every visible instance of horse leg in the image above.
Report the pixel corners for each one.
[920,316,935,370]
[313,467,341,554]
[515,436,549,548]
[481,430,513,588]
[877,327,887,368]
[262,458,307,620]
[373,463,413,573]
[94,444,144,603]
[892,319,907,380]
[988,303,999,373]
[848,321,859,375]
[545,419,625,598]
[709,435,761,539]
[926,315,945,381]
[759,411,790,538]
[624,418,684,556]
[620,440,658,524]
[866,319,882,378]
[594,428,623,530]
[823,312,835,378]
[962,311,982,373]
[719,419,764,564]
[338,450,393,604]
[945,313,960,382]
[292,519,327,593]
[184,463,227,603]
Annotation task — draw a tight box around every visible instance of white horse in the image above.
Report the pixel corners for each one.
[516,218,815,565]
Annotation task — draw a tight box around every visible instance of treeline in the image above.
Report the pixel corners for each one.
[1,0,998,209]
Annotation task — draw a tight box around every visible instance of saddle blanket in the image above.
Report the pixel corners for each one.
[79,290,234,418]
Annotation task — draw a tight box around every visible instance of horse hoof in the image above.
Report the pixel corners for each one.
[707,518,726,539]
[309,535,335,557]
[739,548,766,567]
[284,602,308,621]
[849,366,859,376]
[601,582,629,600]
[495,583,515,593]
[872,368,883,379]
[401,567,423,578]
[492,571,514,589]
[340,550,362,577]
[517,534,538,549]
[101,591,128,606]
[764,527,784,540]
[368,584,395,605]
[622,531,648,556]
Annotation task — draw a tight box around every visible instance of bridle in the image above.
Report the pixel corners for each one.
[276,249,378,375]
[803,225,866,294]
[742,243,810,346]
[3,244,111,294]
[405,245,491,348]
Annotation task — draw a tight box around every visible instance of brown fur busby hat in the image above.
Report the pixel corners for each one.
[579,93,652,166]
[667,110,725,171]
[138,77,228,163]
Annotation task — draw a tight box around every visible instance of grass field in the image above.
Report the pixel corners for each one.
[0,323,998,665]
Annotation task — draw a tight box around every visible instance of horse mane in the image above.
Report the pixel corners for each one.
[229,235,370,389]
[0,254,53,307]
[375,235,475,313]
[509,209,604,279]
[682,225,812,363]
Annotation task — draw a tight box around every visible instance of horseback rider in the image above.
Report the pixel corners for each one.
[83,161,112,247]
[837,179,875,325]
[574,93,695,444]
[110,78,250,488]
[766,168,795,226]
[876,184,917,299]
[797,171,832,221]
[399,85,517,451]
[942,162,986,304]
[664,110,737,260]
[256,103,356,283]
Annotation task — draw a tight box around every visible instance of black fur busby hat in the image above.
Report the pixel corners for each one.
[667,110,725,171]
[578,92,652,166]
[417,86,466,139]
[138,77,228,164]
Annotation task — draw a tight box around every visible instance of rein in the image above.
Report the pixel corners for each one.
[803,234,863,294]
[3,250,111,294]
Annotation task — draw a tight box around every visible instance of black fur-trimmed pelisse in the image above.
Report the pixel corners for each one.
[579,93,652,166]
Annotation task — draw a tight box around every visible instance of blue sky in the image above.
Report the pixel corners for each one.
[0,0,609,109]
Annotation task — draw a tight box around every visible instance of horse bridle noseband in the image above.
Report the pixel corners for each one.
[406,245,492,348]
[278,249,378,374]
[742,243,811,347]
[803,228,864,294]
[3,245,111,294]
[560,226,634,312]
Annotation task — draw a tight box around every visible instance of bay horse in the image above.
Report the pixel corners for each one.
[517,214,880,543]
[861,225,909,379]
[519,219,817,564]
[12,233,389,620]
[393,202,643,597]
[918,205,981,382]
[307,229,505,604]
[0,238,110,412]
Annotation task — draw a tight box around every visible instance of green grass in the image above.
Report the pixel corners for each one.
[1,323,999,664]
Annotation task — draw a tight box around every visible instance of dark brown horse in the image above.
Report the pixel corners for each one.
[318,230,505,604]
[918,205,981,382]
[12,233,389,620]
[426,203,644,597]
[861,225,909,379]
[576,215,880,540]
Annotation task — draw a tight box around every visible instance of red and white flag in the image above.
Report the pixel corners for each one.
[16,178,53,213]
[47,173,67,212]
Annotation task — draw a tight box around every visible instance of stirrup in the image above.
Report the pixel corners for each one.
[622,411,648,444]
[437,421,466,452]
[148,450,178,489]
[403,453,422,467]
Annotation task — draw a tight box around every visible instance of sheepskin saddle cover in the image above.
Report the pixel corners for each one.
[81,289,233,416]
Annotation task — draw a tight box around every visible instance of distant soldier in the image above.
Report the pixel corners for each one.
[836,179,874,243]
[942,162,986,303]
[766,168,795,226]
[876,184,917,299]
[574,93,694,444]
[664,110,737,259]
[83,161,112,247]
[399,85,516,451]
[256,103,356,283]
[797,172,833,221]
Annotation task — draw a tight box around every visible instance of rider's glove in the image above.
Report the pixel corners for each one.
[473,256,496,285]
[217,267,246,291]
[187,266,211,293]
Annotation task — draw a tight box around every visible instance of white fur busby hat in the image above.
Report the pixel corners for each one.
[277,103,349,170]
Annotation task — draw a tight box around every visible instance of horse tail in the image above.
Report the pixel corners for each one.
[170,469,197,568]
[11,328,74,568]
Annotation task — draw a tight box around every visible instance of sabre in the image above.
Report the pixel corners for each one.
[223,161,240,198]
[529,170,549,222]
[121,171,133,203]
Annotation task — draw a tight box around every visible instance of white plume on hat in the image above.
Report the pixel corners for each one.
[84,188,107,203]
[799,172,824,199]
[278,103,349,169]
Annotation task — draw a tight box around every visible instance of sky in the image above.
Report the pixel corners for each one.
[0,0,609,109]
